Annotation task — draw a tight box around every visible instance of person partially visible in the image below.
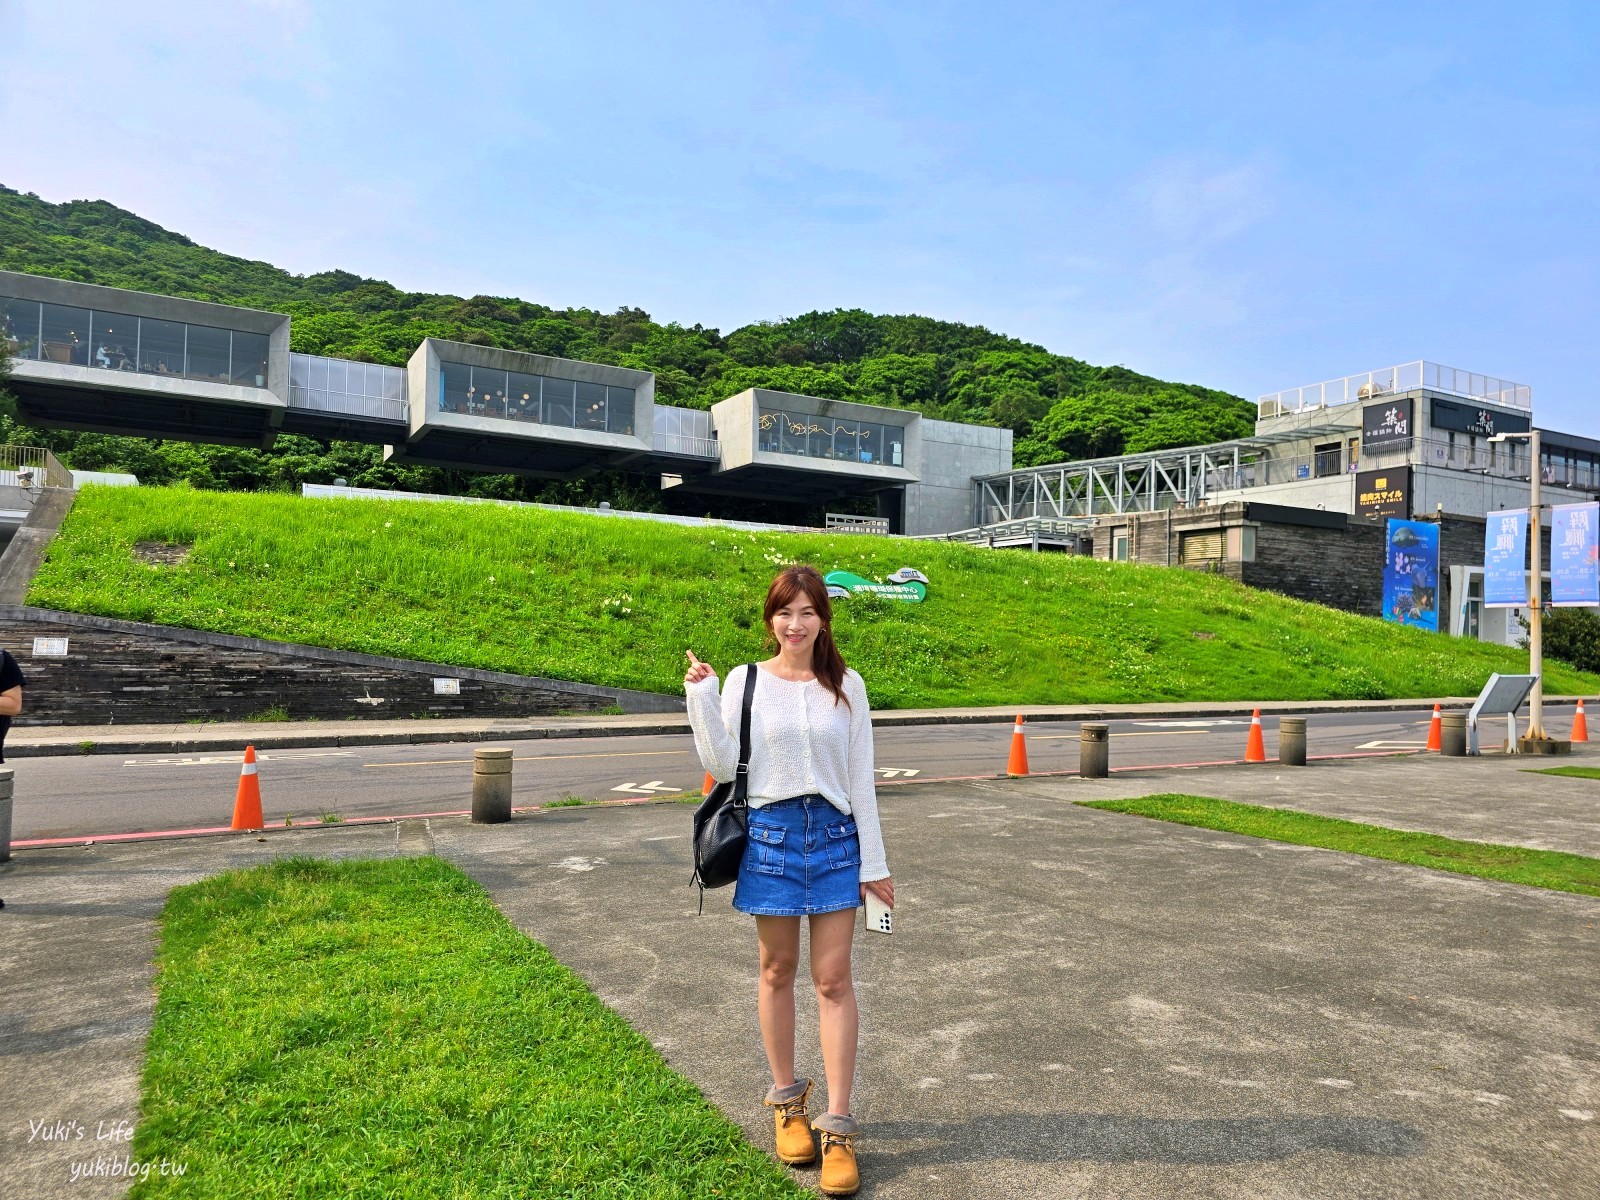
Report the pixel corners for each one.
[0,645,27,763]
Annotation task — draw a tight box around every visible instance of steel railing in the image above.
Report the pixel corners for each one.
[1258,361,1532,418]
[0,444,72,489]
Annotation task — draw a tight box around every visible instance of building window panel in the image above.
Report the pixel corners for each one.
[138,319,186,376]
[606,384,634,434]
[231,331,269,387]
[1,297,41,359]
[185,324,231,383]
[40,303,90,366]
[831,418,860,461]
[576,380,607,430]
[90,311,138,372]
[543,377,575,427]
[508,371,541,424]
[883,424,905,467]
[440,361,472,414]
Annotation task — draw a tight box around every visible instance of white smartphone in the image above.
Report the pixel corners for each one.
[864,891,893,935]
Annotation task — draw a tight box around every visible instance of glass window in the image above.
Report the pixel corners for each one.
[543,377,575,427]
[606,384,634,434]
[831,418,860,461]
[473,367,508,418]
[508,371,541,424]
[576,380,607,430]
[758,409,782,453]
[440,361,472,414]
[40,303,90,366]
[1,297,41,359]
[783,411,812,455]
[231,331,269,387]
[90,311,139,372]
[804,417,830,458]
[883,423,905,467]
[857,421,881,464]
[185,324,230,383]
[138,318,186,376]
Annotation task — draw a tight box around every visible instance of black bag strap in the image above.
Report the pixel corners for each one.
[733,663,758,802]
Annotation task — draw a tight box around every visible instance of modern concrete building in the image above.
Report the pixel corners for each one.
[0,270,1010,536]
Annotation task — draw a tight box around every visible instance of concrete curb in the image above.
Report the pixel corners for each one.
[7,696,1586,758]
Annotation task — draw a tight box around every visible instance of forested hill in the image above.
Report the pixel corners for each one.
[0,184,1254,496]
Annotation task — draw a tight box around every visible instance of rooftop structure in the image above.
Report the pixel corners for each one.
[1258,361,1531,420]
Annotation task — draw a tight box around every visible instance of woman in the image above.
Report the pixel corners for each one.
[684,564,893,1198]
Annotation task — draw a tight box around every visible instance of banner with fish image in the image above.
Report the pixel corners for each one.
[1382,519,1439,631]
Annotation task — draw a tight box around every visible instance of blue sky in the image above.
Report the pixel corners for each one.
[2,1,1595,431]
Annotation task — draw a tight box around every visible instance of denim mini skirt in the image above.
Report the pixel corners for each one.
[732,794,862,916]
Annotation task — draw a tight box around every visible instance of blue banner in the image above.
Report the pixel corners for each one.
[1482,510,1528,608]
[1383,519,1439,631]
[1551,502,1600,607]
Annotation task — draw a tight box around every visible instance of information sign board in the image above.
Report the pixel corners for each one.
[31,637,69,657]
[1482,510,1528,608]
[1466,673,1537,755]
[432,678,462,696]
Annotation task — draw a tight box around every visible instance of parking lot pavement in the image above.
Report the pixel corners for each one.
[437,777,1599,1199]
[3,759,1596,1199]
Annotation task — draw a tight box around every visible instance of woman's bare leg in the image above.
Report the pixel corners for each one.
[809,908,859,1114]
[755,915,802,1087]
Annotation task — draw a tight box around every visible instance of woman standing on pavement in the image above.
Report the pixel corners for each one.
[684,564,893,1198]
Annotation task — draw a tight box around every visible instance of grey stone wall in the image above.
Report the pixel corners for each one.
[0,607,681,726]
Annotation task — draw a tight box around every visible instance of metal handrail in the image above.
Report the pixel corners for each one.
[0,444,73,488]
[1258,361,1531,417]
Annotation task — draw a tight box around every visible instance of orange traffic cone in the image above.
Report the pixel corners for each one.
[1006,714,1030,777]
[1426,704,1443,752]
[1245,709,1266,763]
[1574,699,1590,744]
[702,771,716,795]
[231,745,264,830]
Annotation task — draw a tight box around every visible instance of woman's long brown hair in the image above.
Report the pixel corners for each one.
[763,564,850,707]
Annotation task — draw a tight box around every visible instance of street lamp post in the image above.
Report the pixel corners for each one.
[1491,429,1545,740]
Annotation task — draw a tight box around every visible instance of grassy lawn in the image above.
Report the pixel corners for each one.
[1526,766,1600,781]
[1078,794,1600,897]
[31,486,1600,708]
[130,857,803,1199]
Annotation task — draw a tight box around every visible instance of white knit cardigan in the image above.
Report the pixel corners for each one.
[685,664,890,882]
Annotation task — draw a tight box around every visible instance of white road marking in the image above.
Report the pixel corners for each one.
[1034,730,1208,740]
[553,856,607,872]
[367,749,690,768]
[1559,1108,1593,1121]
[1317,1078,1355,1089]
[1130,719,1247,727]
[610,780,679,794]
[125,751,355,767]
[877,767,921,778]
[1357,740,1431,750]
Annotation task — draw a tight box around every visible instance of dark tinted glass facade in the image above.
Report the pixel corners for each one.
[757,406,905,467]
[438,361,635,436]
[1,296,270,388]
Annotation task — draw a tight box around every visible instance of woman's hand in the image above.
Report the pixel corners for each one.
[684,649,717,688]
[862,877,894,908]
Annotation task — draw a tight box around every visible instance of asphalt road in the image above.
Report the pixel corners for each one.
[16,703,1570,843]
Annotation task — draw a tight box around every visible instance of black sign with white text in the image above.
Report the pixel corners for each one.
[1361,398,1413,449]
[1430,397,1530,438]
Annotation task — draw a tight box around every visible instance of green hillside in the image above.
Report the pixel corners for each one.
[0,184,1254,509]
[29,487,1598,708]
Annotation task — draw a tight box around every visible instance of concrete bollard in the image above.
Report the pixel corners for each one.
[1439,713,1468,757]
[471,747,514,824]
[1079,723,1109,778]
[1278,717,1307,766]
[0,767,11,862]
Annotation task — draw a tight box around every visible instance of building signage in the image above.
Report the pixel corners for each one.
[1361,398,1413,449]
[1551,502,1600,607]
[1355,468,1411,521]
[1430,397,1531,438]
[432,677,462,695]
[824,566,929,602]
[1382,519,1439,631]
[1482,510,1529,608]
[31,637,69,656]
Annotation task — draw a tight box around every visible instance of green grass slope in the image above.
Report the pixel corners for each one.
[30,486,1600,707]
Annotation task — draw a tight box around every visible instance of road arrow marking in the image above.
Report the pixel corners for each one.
[876,768,921,778]
[1357,740,1431,750]
[611,780,679,794]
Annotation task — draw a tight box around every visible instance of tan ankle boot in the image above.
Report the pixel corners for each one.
[764,1078,816,1165]
[811,1112,860,1196]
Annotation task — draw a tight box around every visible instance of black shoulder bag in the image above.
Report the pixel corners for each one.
[691,663,759,910]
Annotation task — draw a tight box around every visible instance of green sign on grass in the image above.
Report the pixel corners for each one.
[824,567,929,602]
